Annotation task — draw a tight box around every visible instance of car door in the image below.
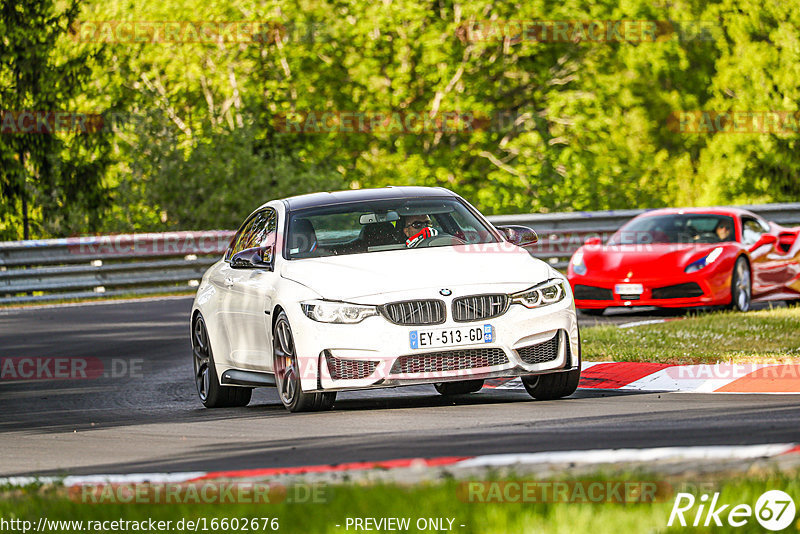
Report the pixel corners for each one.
[219,208,279,371]
[740,216,785,295]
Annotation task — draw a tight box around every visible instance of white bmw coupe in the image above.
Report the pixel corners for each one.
[191,187,581,412]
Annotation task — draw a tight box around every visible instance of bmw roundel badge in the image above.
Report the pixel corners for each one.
[439,288,452,296]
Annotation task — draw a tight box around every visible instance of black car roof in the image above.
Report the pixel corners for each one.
[282,186,457,211]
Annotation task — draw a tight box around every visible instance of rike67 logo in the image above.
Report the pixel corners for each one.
[668,490,796,531]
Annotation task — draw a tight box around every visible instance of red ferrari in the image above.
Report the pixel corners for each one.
[567,207,800,314]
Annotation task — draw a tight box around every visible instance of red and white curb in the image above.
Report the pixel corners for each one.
[3,444,798,487]
[486,361,800,393]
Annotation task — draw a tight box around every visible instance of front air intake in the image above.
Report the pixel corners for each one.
[390,348,508,374]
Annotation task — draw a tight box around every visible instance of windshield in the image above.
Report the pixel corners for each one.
[608,214,736,245]
[285,197,499,259]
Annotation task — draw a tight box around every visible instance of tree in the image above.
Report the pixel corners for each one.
[0,0,112,240]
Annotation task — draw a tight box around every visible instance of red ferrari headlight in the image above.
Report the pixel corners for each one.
[685,247,724,273]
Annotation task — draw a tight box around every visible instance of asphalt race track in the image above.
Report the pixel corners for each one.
[1,297,798,477]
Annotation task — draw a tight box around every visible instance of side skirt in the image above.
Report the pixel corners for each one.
[221,369,276,387]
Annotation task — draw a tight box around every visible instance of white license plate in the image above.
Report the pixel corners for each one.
[615,283,644,295]
[410,324,494,349]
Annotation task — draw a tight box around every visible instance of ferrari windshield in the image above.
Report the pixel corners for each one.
[285,197,499,259]
[609,214,736,245]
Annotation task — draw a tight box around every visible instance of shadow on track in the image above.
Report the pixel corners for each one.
[15,395,800,477]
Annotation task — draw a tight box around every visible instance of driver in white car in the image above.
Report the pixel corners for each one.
[401,214,439,247]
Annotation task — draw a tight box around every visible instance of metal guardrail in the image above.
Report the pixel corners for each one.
[0,231,234,304]
[2,203,799,305]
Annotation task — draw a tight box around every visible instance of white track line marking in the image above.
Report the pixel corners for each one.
[455,443,798,469]
[617,318,672,329]
[1,471,206,487]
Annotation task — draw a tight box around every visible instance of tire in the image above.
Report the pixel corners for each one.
[579,308,605,317]
[273,311,336,412]
[434,379,484,395]
[785,299,800,308]
[730,257,752,312]
[522,333,581,400]
[522,368,581,400]
[192,314,252,408]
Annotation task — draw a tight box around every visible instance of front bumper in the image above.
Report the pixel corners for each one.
[287,300,579,393]
[569,267,732,310]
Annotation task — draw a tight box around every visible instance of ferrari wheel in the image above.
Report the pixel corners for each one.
[730,257,751,312]
[273,312,336,412]
[192,314,252,408]
[434,379,484,395]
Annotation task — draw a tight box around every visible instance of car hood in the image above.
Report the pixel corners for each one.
[581,242,729,278]
[280,245,553,301]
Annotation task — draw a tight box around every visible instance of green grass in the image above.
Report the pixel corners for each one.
[582,306,800,364]
[2,469,799,533]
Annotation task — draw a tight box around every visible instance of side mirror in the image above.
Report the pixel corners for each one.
[750,233,777,251]
[230,246,274,269]
[496,225,538,247]
[584,236,602,246]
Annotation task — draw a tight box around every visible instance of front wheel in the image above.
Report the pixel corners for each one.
[522,367,581,400]
[730,257,751,312]
[192,314,252,408]
[434,379,484,395]
[273,312,336,412]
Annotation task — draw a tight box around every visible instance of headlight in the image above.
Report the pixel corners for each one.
[684,247,724,273]
[301,300,378,323]
[571,249,587,275]
[510,279,567,309]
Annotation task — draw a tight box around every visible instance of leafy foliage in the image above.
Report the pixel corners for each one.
[0,0,113,240]
[2,0,798,238]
